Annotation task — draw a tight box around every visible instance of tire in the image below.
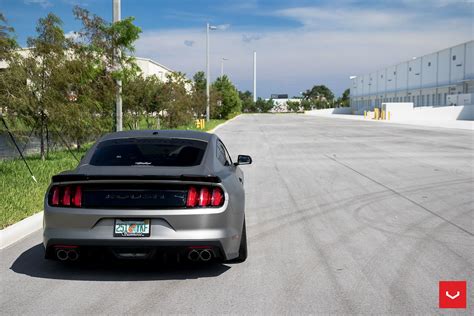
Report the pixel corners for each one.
[231,219,247,263]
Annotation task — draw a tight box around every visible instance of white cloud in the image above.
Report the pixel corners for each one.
[24,0,52,8]
[275,7,419,31]
[135,7,472,97]
[61,0,89,5]
[242,34,263,43]
[401,0,473,7]
[216,24,231,31]
[184,40,195,47]
[220,0,259,11]
[65,31,79,40]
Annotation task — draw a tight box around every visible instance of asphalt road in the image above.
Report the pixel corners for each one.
[1,114,473,314]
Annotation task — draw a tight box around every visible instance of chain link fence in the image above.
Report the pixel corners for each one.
[0,119,102,160]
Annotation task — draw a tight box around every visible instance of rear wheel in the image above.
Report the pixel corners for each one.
[231,219,247,263]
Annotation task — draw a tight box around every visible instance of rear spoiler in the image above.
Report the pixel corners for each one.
[51,174,222,183]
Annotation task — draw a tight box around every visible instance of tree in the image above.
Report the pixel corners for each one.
[63,40,116,146]
[303,85,335,108]
[4,13,71,160]
[0,12,21,112]
[193,71,206,93]
[123,74,162,129]
[192,71,206,117]
[239,90,256,113]
[286,100,301,113]
[255,97,273,113]
[68,6,142,141]
[157,72,194,128]
[1,7,247,157]
[0,12,18,61]
[300,99,312,111]
[72,6,141,83]
[211,75,241,119]
[339,88,350,107]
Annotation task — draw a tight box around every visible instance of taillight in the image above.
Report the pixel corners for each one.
[199,187,211,207]
[186,186,198,207]
[63,186,71,206]
[187,186,224,208]
[51,187,60,206]
[72,186,82,207]
[49,185,83,208]
[211,187,224,207]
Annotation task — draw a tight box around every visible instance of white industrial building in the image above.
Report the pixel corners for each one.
[0,49,175,83]
[270,98,302,112]
[134,57,174,81]
[350,41,474,114]
[265,94,302,112]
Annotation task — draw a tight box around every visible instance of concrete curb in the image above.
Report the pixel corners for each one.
[0,211,43,250]
[207,114,241,133]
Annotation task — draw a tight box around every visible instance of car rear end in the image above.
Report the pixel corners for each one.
[43,133,243,262]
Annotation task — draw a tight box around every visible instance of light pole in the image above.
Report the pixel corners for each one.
[206,23,217,122]
[221,58,228,78]
[113,0,122,131]
[253,51,257,102]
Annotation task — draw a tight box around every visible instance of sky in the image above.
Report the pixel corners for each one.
[1,0,473,97]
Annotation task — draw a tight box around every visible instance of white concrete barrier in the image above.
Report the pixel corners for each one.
[383,103,474,121]
[305,107,353,115]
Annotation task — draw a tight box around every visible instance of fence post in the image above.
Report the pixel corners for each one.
[1,116,37,183]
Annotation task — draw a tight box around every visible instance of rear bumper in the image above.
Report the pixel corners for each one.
[43,205,243,260]
[44,240,227,261]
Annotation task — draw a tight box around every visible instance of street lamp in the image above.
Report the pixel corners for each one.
[221,58,229,78]
[206,23,217,122]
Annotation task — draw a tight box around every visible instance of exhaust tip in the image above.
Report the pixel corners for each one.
[199,249,212,262]
[68,249,79,261]
[56,249,69,261]
[187,249,200,262]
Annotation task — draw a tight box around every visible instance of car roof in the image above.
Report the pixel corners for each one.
[99,130,215,142]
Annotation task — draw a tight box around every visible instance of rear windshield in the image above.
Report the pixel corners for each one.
[89,138,207,166]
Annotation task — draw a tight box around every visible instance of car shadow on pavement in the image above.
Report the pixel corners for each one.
[10,244,232,281]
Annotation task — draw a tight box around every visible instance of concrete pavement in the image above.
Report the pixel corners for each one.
[1,114,473,314]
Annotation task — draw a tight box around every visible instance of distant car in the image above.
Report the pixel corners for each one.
[43,130,252,263]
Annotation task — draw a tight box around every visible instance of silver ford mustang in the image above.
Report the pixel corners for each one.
[43,130,252,263]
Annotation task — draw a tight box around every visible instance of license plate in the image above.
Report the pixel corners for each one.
[114,219,150,237]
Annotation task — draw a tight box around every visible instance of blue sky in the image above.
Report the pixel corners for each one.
[1,0,473,97]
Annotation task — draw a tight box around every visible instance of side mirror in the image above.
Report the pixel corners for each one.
[235,155,252,166]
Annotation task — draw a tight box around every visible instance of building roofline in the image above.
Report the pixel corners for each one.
[351,40,474,80]
[134,56,174,73]
[12,48,175,73]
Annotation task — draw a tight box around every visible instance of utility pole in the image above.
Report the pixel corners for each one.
[206,23,217,122]
[206,23,210,122]
[253,51,257,102]
[113,0,122,131]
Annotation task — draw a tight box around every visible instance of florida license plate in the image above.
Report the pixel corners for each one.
[114,219,150,237]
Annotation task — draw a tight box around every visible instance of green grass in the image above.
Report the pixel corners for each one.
[124,117,227,132]
[175,118,227,132]
[0,147,90,229]
[0,118,231,228]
